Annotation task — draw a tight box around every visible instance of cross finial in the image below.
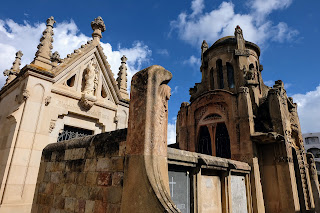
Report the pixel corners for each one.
[91,16,106,42]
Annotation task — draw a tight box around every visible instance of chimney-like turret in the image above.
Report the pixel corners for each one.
[116,55,129,99]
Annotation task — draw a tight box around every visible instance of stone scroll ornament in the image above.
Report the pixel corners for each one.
[121,65,180,212]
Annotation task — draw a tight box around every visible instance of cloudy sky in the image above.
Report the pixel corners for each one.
[0,0,319,143]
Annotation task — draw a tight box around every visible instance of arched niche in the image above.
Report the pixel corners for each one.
[196,112,231,158]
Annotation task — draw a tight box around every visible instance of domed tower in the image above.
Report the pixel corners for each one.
[176,26,317,212]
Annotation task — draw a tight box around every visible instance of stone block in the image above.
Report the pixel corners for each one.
[75,186,89,200]
[106,186,122,204]
[119,141,126,156]
[86,172,98,185]
[75,199,86,213]
[96,157,111,171]
[65,197,76,212]
[112,172,123,186]
[88,187,103,200]
[76,172,86,185]
[51,172,62,184]
[93,200,106,213]
[85,200,95,213]
[111,157,124,171]
[84,159,97,172]
[97,172,112,186]
[65,148,86,161]
[85,146,95,159]
[53,183,64,195]
[61,184,76,197]
[53,196,65,209]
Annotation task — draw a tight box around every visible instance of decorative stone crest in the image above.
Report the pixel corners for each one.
[49,120,56,133]
[51,51,61,66]
[79,95,95,111]
[15,89,30,104]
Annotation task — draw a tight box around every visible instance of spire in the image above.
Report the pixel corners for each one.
[3,51,23,86]
[117,55,129,99]
[91,16,106,43]
[32,16,55,70]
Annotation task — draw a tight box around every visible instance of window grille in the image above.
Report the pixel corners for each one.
[57,125,93,142]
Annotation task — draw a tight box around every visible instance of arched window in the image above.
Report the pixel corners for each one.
[215,123,231,159]
[249,63,254,70]
[217,59,224,89]
[226,63,235,89]
[198,126,212,155]
[210,68,214,89]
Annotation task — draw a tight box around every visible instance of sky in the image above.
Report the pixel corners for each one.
[0,0,320,144]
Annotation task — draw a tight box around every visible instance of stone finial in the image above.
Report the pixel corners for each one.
[234,25,245,50]
[3,51,23,86]
[116,55,129,99]
[51,51,61,66]
[32,16,56,70]
[201,40,208,52]
[91,16,106,42]
[11,50,23,72]
[201,40,208,61]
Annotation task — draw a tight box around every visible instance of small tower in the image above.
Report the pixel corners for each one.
[3,50,23,86]
[116,55,129,99]
[91,16,106,43]
[31,16,56,70]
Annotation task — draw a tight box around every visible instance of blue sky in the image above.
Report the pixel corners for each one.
[1,0,320,143]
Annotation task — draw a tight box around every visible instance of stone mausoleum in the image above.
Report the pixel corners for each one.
[0,17,129,212]
[1,15,320,213]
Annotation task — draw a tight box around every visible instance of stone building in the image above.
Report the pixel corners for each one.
[31,25,320,213]
[303,132,320,180]
[0,17,129,213]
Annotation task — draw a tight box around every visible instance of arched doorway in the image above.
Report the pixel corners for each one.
[215,123,231,159]
[198,126,212,155]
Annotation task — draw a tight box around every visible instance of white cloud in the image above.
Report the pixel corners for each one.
[170,0,297,47]
[167,119,177,145]
[183,55,201,66]
[171,86,179,95]
[292,85,320,133]
[0,18,151,89]
[156,49,169,56]
[250,0,292,21]
[191,0,205,17]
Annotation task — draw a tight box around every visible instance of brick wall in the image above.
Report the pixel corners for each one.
[31,129,127,213]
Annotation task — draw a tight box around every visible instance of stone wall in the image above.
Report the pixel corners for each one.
[31,129,127,213]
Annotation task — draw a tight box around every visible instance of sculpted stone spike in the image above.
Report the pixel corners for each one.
[121,65,180,212]
[201,40,208,52]
[3,51,23,86]
[91,16,106,42]
[32,16,55,70]
[116,55,129,99]
[234,25,247,53]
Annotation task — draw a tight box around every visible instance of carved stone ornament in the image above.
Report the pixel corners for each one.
[79,95,95,111]
[49,120,56,133]
[45,96,51,106]
[16,89,30,104]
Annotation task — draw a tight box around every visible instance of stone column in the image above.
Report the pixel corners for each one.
[121,65,180,212]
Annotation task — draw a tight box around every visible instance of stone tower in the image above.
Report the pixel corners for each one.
[176,26,320,213]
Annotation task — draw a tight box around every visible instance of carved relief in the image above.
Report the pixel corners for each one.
[49,120,56,133]
[83,60,98,96]
[16,89,30,104]
[45,96,51,106]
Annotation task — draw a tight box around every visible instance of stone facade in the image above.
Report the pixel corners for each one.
[303,132,320,179]
[0,17,129,213]
[176,26,320,212]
